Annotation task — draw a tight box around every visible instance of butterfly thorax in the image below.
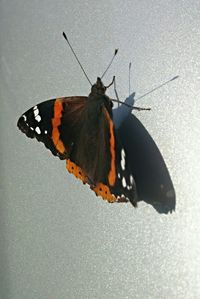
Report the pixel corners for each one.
[90,77,106,96]
[88,77,113,115]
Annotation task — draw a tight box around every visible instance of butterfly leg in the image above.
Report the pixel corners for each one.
[106,76,121,107]
[131,106,151,111]
[105,76,115,89]
[112,75,151,111]
[113,76,120,107]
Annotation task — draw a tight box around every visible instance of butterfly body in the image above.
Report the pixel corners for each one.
[17,77,137,206]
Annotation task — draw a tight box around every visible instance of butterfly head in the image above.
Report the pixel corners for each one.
[90,77,106,96]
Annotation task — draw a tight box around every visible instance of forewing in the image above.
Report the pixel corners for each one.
[17,96,87,159]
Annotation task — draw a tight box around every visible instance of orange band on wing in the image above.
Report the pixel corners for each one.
[92,183,117,203]
[66,159,88,184]
[104,109,116,186]
[52,99,65,154]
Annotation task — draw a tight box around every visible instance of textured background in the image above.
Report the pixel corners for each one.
[1,1,200,298]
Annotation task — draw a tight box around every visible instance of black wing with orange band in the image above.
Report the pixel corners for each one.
[91,106,137,206]
[17,96,87,159]
[17,96,137,205]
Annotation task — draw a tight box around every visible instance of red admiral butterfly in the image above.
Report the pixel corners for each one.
[17,32,152,207]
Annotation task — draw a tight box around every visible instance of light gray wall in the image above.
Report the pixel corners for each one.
[1,1,200,298]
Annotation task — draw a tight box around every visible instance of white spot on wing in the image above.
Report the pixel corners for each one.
[22,115,27,121]
[122,177,126,188]
[34,108,39,117]
[35,126,41,134]
[33,105,37,110]
[130,175,134,184]
[44,130,48,134]
[121,149,126,170]
[35,115,41,122]
[118,173,121,179]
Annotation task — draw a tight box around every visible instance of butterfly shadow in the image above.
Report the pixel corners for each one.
[113,94,176,214]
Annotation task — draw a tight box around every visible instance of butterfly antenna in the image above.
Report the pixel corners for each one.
[135,75,179,102]
[63,32,92,86]
[129,62,131,96]
[101,49,118,79]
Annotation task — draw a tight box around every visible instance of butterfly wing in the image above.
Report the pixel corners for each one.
[17,96,88,159]
[65,102,137,206]
[18,96,137,206]
[89,106,137,206]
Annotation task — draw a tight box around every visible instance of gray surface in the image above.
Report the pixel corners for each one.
[1,1,200,298]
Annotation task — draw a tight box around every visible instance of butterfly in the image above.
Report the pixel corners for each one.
[17,76,138,206]
[17,32,139,207]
